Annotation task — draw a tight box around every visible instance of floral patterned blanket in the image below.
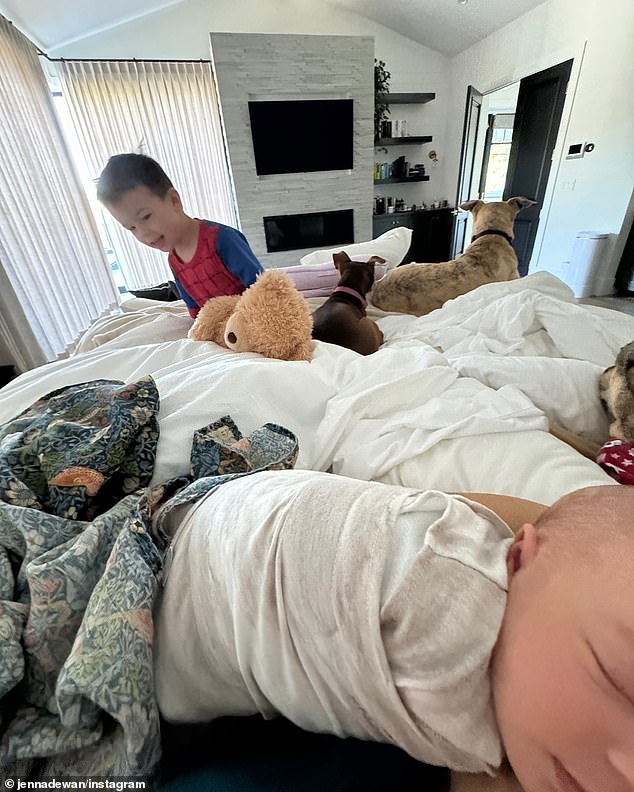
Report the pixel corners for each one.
[0,376,298,779]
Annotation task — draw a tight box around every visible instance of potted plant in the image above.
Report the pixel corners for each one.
[374,58,391,142]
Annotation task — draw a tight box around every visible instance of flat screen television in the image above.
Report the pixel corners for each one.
[248,99,353,176]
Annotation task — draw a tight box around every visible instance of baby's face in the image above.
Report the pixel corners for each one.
[492,536,634,792]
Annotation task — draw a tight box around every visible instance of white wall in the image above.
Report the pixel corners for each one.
[445,0,634,292]
[52,0,450,212]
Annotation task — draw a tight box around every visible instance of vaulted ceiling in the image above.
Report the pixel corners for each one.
[0,0,546,55]
[329,0,546,56]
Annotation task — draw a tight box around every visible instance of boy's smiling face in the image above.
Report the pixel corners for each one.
[106,184,185,252]
[492,487,634,792]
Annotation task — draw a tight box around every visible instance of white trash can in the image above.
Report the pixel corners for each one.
[567,232,610,298]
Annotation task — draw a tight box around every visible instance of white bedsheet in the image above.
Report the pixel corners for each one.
[0,336,548,488]
[1,272,628,504]
[379,272,634,444]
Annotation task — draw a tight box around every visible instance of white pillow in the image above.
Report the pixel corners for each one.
[276,259,388,298]
[299,226,412,270]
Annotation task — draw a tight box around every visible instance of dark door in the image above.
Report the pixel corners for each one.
[503,59,573,275]
[451,85,482,257]
[614,211,634,293]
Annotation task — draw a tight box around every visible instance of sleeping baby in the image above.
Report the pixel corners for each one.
[153,471,634,792]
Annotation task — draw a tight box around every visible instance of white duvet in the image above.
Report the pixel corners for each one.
[1,273,630,505]
[379,273,634,443]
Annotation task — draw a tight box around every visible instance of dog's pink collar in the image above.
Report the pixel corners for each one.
[333,286,367,308]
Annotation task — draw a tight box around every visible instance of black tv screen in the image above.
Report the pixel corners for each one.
[248,99,353,176]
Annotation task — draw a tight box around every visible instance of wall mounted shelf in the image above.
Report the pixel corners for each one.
[375,135,433,147]
[374,175,430,185]
[382,92,436,104]
[374,91,443,259]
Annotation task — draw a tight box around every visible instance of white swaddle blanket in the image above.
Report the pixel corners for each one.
[154,470,514,774]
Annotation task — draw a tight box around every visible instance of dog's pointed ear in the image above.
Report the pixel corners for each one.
[332,250,351,269]
[333,251,350,273]
[368,255,386,265]
[507,196,536,211]
[616,340,634,393]
[459,199,483,213]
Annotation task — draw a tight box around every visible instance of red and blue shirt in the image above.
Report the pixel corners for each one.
[169,220,263,318]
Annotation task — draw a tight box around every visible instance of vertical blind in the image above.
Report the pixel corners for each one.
[58,60,239,289]
[0,16,119,368]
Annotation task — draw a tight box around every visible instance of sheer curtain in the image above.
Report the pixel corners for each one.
[0,16,119,369]
[58,60,239,290]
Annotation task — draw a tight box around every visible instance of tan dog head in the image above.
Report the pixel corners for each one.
[332,251,386,296]
[599,340,634,443]
[459,197,536,238]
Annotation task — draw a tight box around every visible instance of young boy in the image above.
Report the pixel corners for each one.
[97,153,263,318]
[153,473,634,792]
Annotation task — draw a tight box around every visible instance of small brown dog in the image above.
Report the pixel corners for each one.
[370,197,535,316]
[599,340,634,443]
[311,252,384,355]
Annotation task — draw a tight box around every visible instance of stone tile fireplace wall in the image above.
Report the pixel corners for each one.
[209,33,374,267]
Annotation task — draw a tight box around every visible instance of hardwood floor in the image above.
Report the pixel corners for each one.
[578,294,634,317]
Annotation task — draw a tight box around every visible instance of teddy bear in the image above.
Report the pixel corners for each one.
[188,269,314,362]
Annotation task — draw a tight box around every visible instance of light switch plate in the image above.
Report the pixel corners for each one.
[566,142,586,159]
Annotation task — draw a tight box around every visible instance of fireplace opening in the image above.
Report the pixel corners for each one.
[263,209,354,253]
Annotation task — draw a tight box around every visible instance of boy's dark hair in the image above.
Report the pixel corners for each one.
[97,153,174,205]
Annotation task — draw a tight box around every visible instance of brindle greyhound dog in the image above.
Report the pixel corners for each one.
[311,251,384,355]
[370,197,535,316]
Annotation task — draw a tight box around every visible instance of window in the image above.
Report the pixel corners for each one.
[52,93,128,294]
[482,114,514,201]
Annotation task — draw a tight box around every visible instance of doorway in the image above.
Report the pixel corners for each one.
[477,82,520,201]
[453,59,573,275]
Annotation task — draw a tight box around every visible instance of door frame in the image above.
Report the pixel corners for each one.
[451,85,483,258]
[456,41,586,272]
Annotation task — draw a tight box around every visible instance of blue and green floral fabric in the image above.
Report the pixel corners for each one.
[0,377,298,780]
[0,377,159,520]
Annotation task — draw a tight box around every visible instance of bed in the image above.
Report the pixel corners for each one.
[0,266,632,787]
[2,271,630,502]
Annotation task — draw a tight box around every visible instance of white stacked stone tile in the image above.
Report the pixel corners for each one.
[209,33,374,267]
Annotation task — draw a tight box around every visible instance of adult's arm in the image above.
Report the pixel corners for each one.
[456,493,547,534]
